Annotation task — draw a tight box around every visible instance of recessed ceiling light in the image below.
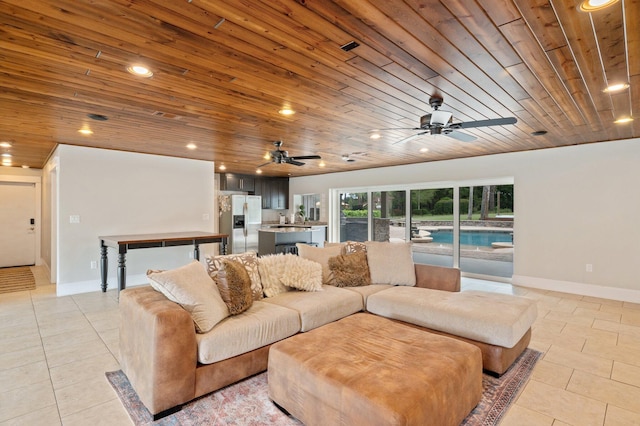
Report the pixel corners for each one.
[369,133,382,140]
[319,161,326,167]
[127,64,153,78]
[0,141,12,148]
[21,165,30,169]
[256,168,263,174]
[603,83,630,93]
[614,117,634,124]
[419,148,429,153]
[579,0,619,12]
[78,128,93,135]
[1,153,12,157]
[186,143,197,150]
[219,164,226,171]
[2,159,12,166]
[278,108,295,116]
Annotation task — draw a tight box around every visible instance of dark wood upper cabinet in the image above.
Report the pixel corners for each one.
[253,177,289,209]
[220,173,255,192]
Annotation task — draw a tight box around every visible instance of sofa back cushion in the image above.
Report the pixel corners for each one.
[364,241,416,286]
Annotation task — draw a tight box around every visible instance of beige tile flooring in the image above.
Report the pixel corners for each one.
[1,267,639,425]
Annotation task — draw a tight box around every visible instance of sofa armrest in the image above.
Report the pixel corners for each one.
[119,286,198,415]
[414,263,460,292]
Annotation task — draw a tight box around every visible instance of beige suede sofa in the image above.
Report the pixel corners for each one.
[119,241,537,419]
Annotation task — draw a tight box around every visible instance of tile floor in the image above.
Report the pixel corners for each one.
[1,267,639,425]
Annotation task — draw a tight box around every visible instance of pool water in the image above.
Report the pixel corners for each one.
[428,230,513,247]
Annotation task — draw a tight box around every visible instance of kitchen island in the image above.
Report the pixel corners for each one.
[258,225,326,256]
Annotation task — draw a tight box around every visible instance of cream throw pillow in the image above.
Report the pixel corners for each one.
[296,244,343,284]
[147,261,229,333]
[258,254,290,297]
[364,241,416,286]
[281,255,323,292]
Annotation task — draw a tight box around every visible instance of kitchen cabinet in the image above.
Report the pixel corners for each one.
[255,177,289,209]
[220,173,255,192]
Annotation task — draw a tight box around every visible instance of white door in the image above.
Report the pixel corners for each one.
[0,182,36,267]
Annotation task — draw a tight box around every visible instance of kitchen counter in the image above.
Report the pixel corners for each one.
[258,226,326,255]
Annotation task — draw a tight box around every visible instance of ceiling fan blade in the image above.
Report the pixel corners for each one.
[287,159,305,166]
[452,117,517,129]
[290,155,321,160]
[444,130,476,142]
[257,161,272,168]
[393,132,428,145]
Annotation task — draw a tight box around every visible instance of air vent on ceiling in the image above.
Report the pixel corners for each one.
[340,41,360,52]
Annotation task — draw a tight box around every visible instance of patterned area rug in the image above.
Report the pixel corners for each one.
[0,266,35,294]
[107,348,541,426]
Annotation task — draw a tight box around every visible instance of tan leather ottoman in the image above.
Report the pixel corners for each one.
[268,313,482,426]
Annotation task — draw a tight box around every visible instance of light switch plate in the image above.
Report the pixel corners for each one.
[69,215,81,224]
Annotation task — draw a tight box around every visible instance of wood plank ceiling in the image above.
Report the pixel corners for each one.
[0,0,637,177]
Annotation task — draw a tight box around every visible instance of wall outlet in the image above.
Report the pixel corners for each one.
[69,215,81,224]
[586,263,593,272]
[90,260,97,269]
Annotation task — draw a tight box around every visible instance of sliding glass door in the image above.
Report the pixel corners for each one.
[409,188,454,267]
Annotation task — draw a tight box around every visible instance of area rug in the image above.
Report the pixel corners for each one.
[107,348,541,426]
[0,266,36,294]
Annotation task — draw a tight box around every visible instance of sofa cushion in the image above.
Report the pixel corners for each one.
[364,241,416,286]
[195,301,301,364]
[147,261,229,333]
[213,259,254,315]
[328,251,371,287]
[343,284,393,305]
[367,287,537,348]
[258,254,291,297]
[296,243,343,285]
[205,252,263,301]
[261,285,364,332]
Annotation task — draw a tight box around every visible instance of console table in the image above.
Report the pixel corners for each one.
[99,231,228,293]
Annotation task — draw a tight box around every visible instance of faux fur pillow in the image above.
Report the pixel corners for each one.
[147,261,229,333]
[364,241,416,286]
[205,252,263,300]
[328,251,371,287]
[280,255,323,292]
[214,259,253,315]
[258,254,291,297]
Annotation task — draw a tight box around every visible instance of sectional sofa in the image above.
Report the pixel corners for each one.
[118,241,537,419]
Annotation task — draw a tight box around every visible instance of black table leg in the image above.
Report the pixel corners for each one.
[194,243,200,261]
[100,243,108,292]
[117,251,127,292]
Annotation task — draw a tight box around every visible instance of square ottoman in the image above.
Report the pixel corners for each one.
[268,313,482,426]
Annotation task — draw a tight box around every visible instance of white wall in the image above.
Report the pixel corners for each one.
[48,145,216,295]
[290,138,640,302]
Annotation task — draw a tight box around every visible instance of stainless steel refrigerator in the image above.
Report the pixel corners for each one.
[220,195,262,254]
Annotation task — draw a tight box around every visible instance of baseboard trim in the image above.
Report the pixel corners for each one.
[512,275,640,304]
[56,273,148,296]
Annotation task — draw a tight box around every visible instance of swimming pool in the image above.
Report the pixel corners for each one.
[428,229,513,247]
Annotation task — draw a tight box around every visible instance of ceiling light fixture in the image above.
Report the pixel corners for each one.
[219,164,226,171]
[419,148,429,153]
[603,83,630,93]
[256,168,263,174]
[186,143,197,150]
[78,128,93,135]
[369,132,381,140]
[579,0,619,12]
[2,159,12,166]
[0,141,12,148]
[614,117,634,124]
[127,64,154,78]
[278,108,295,116]
[21,165,30,169]
[1,153,12,157]
[319,161,326,167]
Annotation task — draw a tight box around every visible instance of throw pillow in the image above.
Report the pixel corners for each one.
[147,261,229,333]
[344,241,367,254]
[280,255,323,292]
[364,241,416,286]
[258,254,291,297]
[328,251,371,287]
[213,259,254,315]
[205,252,263,301]
[296,244,343,285]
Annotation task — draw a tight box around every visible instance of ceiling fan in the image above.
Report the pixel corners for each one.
[258,141,321,167]
[391,96,517,144]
